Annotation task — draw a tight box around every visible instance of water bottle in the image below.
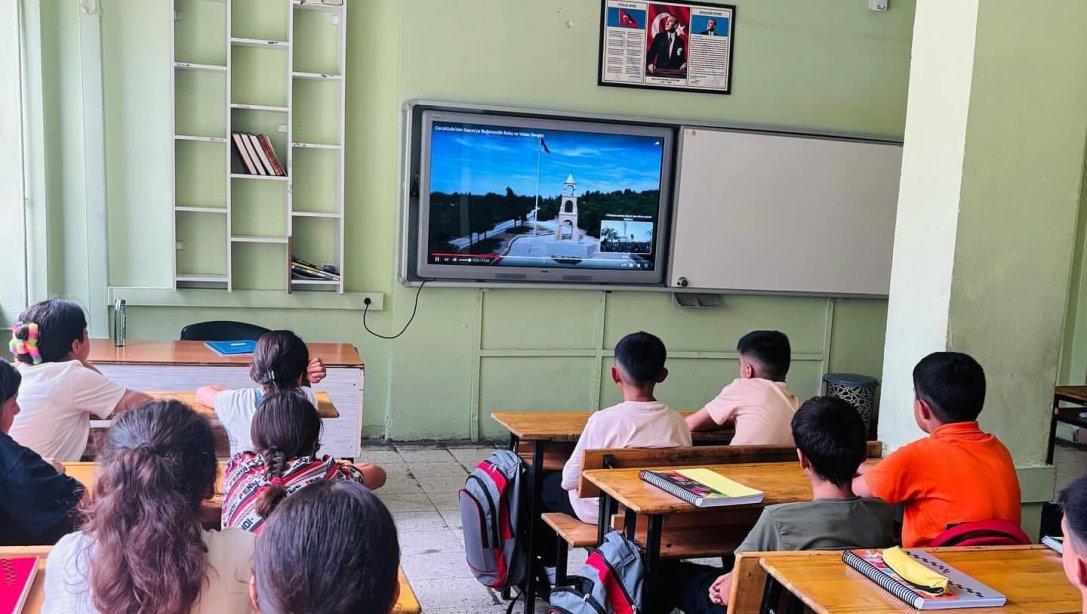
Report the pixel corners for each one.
[114,298,126,347]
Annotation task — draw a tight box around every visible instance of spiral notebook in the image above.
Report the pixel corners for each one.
[638,468,763,507]
[842,549,1006,610]
[0,557,39,614]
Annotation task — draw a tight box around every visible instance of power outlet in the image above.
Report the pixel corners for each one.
[868,0,889,11]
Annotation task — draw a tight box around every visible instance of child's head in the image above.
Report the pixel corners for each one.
[736,330,791,381]
[252,480,401,614]
[0,360,21,434]
[252,389,322,518]
[791,396,867,488]
[612,331,668,389]
[250,330,310,391]
[86,399,217,614]
[1059,475,1087,593]
[912,351,985,428]
[11,299,88,364]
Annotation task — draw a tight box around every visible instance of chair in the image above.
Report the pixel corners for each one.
[179,321,271,342]
[929,519,1032,547]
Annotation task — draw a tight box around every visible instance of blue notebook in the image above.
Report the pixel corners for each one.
[204,340,257,356]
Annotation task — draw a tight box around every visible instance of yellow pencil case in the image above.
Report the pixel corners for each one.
[882,547,949,594]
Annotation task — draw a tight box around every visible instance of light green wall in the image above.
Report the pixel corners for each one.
[42,0,916,439]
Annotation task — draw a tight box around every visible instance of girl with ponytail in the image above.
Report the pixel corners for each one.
[9,299,151,461]
[195,330,326,456]
[43,400,256,614]
[221,389,386,533]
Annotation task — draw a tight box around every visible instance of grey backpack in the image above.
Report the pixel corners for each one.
[548,531,645,614]
[459,450,527,590]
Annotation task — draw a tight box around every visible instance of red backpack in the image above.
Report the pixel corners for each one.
[929,519,1031,547]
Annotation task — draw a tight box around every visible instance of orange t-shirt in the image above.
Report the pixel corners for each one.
[864,421,1020,547]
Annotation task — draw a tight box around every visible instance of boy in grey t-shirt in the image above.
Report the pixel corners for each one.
[666,396,893,613]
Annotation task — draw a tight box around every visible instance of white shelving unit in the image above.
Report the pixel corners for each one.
[171,0,347,293]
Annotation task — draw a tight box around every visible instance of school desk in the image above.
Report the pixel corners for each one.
[64,461,226,525]
[148,390,340,418]
[88,340,363,459]
[489,410,734,613]
[1047,386,1087,464]
[582,460,879,574]
[751,545,1077,614]
[0,546,422,614]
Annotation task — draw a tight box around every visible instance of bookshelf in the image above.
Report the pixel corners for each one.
[171,0,347,293]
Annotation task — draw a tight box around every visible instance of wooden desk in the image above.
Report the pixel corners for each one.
[0,546,421,614]
[148,390,340,419]
[1048,386,1087,463]
[65,462,226,518]
[88,340,363,459]
[752,546,1078,614]
[490,410,733,613]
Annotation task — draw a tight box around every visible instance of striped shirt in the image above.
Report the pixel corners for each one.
[221,452,366,533]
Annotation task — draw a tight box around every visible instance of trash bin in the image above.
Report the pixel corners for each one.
[822,373,879,433]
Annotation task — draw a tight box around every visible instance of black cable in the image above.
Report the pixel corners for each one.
[362,279,429,340]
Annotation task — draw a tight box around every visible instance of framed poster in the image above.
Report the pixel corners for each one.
[598,0,735,95]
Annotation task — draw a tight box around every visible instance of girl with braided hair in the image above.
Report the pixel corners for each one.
[221,389,386,533]
[43,399,256,613]
[195,330,326,456]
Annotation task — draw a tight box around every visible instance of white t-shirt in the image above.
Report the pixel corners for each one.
[561,401,692,523]
[215,387,318,456]
[9,361,126,461]
[44,529,257,614]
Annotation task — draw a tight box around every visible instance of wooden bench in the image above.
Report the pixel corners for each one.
[543,441,883,581]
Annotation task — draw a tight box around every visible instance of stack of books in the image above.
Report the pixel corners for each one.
[291,257,340,282]
[231,132,286,176]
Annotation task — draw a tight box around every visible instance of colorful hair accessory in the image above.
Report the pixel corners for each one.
[270,476,285,487]
[9,322,42,365]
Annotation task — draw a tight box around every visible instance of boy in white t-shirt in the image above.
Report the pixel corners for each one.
[685,330,800,446]
[533,331,691,576]
[9,299,151,461]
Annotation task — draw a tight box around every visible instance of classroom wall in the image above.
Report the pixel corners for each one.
[28,0,916,440]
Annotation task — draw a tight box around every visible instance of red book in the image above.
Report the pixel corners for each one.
[0,557,39,614]
[256,134,286,176]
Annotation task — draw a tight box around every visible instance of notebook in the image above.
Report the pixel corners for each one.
[1042,535,1064,554]
[638,468,764,507]
[0,557,39,614]
[842,548,1007,610]
[204,340,257,356]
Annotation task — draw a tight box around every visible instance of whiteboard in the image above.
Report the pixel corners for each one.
[669,128,902,296]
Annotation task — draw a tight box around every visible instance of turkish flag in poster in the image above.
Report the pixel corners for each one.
[645,4,691,78]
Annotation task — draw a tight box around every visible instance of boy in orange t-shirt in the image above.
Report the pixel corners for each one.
[853,351,1021,547]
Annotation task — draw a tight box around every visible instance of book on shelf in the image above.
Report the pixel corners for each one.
[638,467,763,507]
[256,134,286,176]
[1042,535,1064,554]
[291,257,340,281]
[204,340,258,356]
[231,132,259,175]
[0,556,39,614]
[842,548,1006,610]
[240,134,267,175]
[247,133,276,176]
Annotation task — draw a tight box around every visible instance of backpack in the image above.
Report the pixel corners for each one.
[548,531,645,614]
[929,519,1031,547]
[460,450,526,590]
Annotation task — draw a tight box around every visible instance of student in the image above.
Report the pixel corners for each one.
[195,330,326,455]
[221,389,386,532]
[0,360,84,545]
[44,400,255,614]
[9,299,151,461]
[532,331,690,578]
[1058,475,1087,612]
[250,480,400,614]
[669,396,893,613]
[853,351,1021,547]
[685,330,800,446]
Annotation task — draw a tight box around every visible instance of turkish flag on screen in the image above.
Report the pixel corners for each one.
[646,3,691,51]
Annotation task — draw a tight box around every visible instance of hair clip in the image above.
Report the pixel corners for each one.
[8,322,42,365]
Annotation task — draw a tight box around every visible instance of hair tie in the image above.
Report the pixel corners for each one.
[260,369,277,385]
[269,476,285,487]
[9,322,42,365]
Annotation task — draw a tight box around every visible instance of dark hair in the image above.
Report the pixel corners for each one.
[84,400,217,614]
[13,299,87,364]
[251,389,322,518]
[1060,475,1087,549]
[0,360,20,404]
[912,352,986,423]
[613,331,667,387]
[737,330,791,381]
[254,481,400,614]
[250,330,309,391]
[791,396,867,487]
